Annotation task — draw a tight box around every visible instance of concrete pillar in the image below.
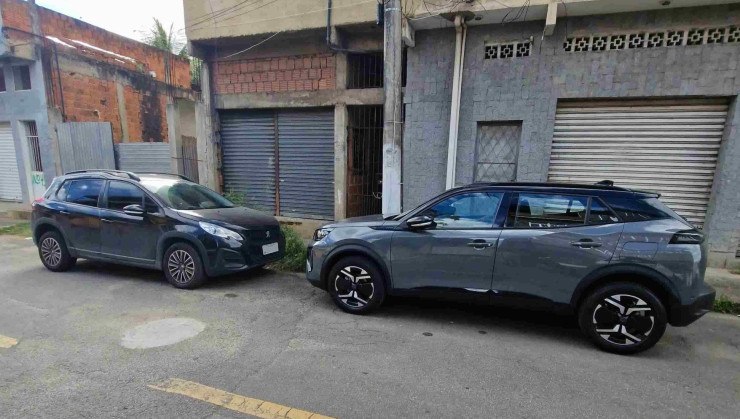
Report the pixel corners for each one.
[167,102,183,175]
[334,103,348,220]
[196,61,219,190]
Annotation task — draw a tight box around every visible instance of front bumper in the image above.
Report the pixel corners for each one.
[669,285,716,327]
[305,244,325,290]
[204,231,285,277]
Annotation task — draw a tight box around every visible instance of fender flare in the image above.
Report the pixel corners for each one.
[321,243,392,291]
[156,232,211,275]
[569,263,681,309]
[33,219,76,256]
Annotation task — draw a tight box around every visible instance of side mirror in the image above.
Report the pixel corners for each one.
[406,215,436,230]
[123,204,145,216]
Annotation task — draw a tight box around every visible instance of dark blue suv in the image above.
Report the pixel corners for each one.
[32,170,285,288]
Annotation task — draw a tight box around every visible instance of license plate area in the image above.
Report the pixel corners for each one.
[262,242,279,255]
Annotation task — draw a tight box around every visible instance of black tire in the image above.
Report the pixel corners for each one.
[578,282,667,355]
[327,256,386,314]
[38,230,76,272]
[162,242,206,289]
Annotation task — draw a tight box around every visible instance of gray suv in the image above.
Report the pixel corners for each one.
[306,182,715,354]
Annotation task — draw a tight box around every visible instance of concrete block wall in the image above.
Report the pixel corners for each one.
[403,5,740,263]
[213,53,336,94]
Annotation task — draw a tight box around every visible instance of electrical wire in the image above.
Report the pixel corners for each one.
[220,30,284,59]
[187,0,262,29]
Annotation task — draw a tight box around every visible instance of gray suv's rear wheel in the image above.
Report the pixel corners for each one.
[327,256,385,314]
[578,282,667,355]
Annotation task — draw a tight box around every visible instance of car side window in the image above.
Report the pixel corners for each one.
[106,181,144,212]
[58,179,104,207]
[588,198,620,225]
[511,193,588,228]
[421,191,503,229]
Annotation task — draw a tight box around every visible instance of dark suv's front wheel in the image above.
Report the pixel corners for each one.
[328,256,385,314]
[163,242,206,289]
[578,282,667,355]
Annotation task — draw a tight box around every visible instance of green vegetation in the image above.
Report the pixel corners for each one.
[141,18,183,53]
[0,222,32,237]
[269,226,306,272]
[223,189,246,207]
[730,267,740,276]
[713,295,740,315]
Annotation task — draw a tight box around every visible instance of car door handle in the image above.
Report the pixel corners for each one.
[467,239,495,249]
[59,210,70,215]
[101,218,115,224]
[571,239,602,248]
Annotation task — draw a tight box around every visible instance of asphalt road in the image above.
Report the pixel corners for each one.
[1,235,738,418]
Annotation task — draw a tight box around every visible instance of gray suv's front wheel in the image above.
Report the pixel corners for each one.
[578,282,667,355]
[328,256,386,314]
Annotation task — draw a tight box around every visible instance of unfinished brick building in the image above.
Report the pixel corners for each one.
[0,0,197,204]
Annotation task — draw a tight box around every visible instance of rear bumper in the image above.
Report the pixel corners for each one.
[669,285,715,327]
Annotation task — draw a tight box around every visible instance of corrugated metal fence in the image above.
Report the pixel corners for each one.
[57,122,116,173]
[115,142,172,174]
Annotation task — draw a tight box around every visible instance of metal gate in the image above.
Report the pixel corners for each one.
[547,100,728,227]
[219,108,334,219]
[115,142,171,173]
[474,122,522,183]
[347,106,382,217]
[0,123,23,201]
[181,136,199,183]
[221,110,277,213]
[57,122,116,173]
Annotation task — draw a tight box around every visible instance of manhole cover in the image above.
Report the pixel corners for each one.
[121,318,205,349]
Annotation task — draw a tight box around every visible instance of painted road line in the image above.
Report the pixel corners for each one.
[0,334,18,349]
[149,378,335,419]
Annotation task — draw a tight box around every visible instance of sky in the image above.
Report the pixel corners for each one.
[36,0,186,43]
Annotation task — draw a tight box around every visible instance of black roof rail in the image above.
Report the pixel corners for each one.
[136,172,193,182]
[595,179,614,186]
[64,169,140,181]
[468,181,631,191]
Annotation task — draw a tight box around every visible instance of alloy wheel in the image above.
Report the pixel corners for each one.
[592,294,655,346]
[334,265,375,308]
[168,250,196,284]
[40,237,62,267]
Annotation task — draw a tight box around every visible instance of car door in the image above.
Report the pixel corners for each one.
[54,178,104,257]
[390,190,505,299]
[492,192,624,306]
[99,180,163,264]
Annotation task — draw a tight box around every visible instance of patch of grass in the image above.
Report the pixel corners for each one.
[223,189,246,207]
[0,222,32,237]
[730,267,740,276]
[713,295,740,315]
[268,226,306,272]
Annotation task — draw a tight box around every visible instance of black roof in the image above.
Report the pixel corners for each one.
[61,170,192,182]
[460,182,660,197]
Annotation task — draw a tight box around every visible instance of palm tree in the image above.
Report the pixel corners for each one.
[142,18,183,54]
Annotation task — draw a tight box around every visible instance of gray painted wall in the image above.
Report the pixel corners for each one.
[403,5,740,263]
[0,57,56,203]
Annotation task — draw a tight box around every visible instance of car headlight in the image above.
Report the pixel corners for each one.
[199,222,242,241]
[313,227,334,241]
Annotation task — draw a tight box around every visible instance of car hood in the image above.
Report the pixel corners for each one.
[176,207,279,229]
[324,214,390,228]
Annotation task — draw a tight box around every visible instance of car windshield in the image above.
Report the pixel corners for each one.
[140,178,235,210]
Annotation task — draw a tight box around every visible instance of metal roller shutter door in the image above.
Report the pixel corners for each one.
[277,109,334,219]
[547,100,728,228]
[0,123,23,201]
[220,111,276,214]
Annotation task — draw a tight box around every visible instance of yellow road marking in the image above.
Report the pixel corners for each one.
[148,378,335,419]
[0,334,18,349]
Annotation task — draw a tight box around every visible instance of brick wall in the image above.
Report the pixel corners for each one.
[214,53,335,94]
[403,5,740,257]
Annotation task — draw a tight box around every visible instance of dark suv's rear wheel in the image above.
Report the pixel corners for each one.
[163,242,206,289]
[578,282,667,355]
[328,256,385,314]
[38,231,76,272]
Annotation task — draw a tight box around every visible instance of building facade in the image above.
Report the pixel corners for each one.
[0,0,196,204]
[184,0,740,266]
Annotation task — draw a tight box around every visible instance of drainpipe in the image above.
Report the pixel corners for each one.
[445,15,467,190]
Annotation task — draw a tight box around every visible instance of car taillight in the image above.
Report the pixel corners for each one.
[670,230,704,245]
